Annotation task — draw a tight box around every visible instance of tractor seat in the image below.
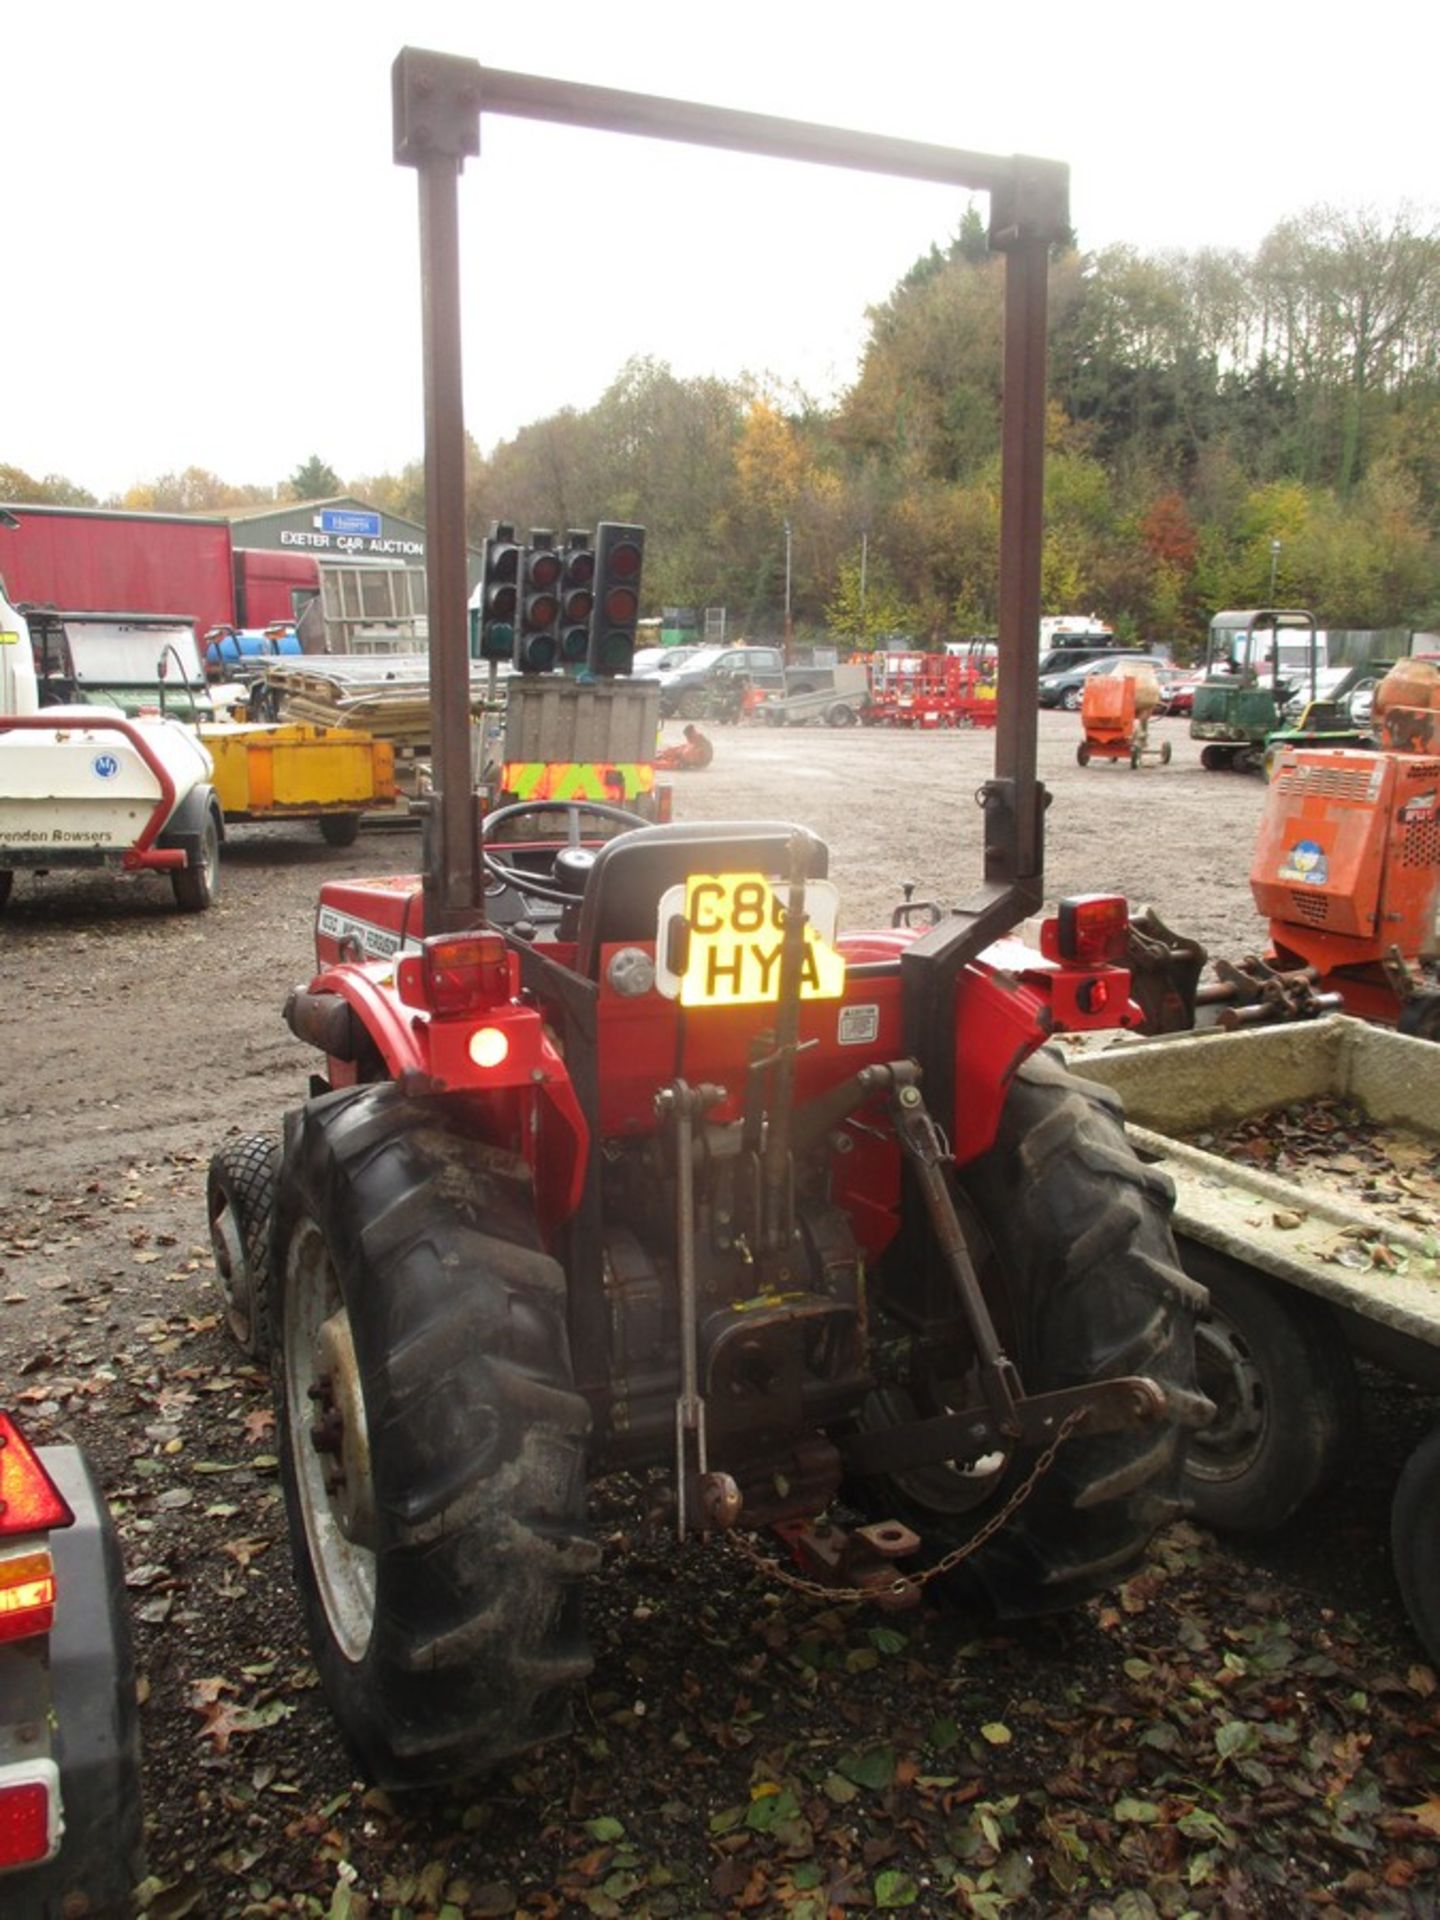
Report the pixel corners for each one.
[573,820,829,979]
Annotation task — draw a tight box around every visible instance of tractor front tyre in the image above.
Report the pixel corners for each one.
[1393,1423,1440,1667]
[318,813,362,849]
[271,1084,596,1786]
[1179,1249,1358,1531]
[207,1133,281,1360]
[172,814,219,912]
[866,1049,1206,1618]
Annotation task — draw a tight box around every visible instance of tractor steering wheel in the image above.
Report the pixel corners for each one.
[480,798,640,907]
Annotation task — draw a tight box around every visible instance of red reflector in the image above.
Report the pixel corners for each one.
[0,1550,56,1645]
[0,1415,73,1537]
[1041,894,1130,966]
[0,1776,53,1868]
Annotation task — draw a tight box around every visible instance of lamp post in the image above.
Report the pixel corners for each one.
[1268,538,1281,605]
[783,518,793,651]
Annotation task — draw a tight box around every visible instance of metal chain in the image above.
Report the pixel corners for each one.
[724,1406,1089,1606]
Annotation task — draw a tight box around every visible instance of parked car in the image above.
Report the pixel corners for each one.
[1155,667,1204,716]
[631,643,703,677]
[656,643,795,718]
[1038,653,1169,711]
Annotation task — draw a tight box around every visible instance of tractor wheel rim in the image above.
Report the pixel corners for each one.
[1189,1317,1266,1483]
[285,1219,376,1661]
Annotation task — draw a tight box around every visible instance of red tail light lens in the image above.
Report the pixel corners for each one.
[398,931,511,1016]
[1041,894,1130,966]
[0,1414,73,1538]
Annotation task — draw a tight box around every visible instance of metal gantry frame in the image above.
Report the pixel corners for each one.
[392,47,1068,1101]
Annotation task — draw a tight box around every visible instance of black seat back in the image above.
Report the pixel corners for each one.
[573,820,829,978]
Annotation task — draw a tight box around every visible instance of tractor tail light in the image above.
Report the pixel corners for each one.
[0,1762,61,1869]
[0,1414,74,1540]
[1041,894,1130,966]
[398,931,510,1016]
[0,1548,57,1645]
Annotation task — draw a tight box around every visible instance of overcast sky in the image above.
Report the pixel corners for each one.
[7,1,1435,502]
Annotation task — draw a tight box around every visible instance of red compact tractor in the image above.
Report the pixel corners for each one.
[209,53,1206,1787]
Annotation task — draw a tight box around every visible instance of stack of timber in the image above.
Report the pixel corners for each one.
[262,655,503,794]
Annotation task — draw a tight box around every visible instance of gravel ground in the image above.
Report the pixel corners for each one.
[2,707,1436,1918]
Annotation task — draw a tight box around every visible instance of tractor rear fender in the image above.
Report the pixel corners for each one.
[950,956,1141,1165]
[286,964,590,1228]
[949,962,1057,1165]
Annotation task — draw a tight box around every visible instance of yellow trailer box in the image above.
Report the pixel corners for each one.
[200,723,398,821]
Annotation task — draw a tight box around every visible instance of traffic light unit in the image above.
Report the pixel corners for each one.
[588,523,646,676]
[558,530,596,666]
[472,521,519,663]
[514,530,562,674]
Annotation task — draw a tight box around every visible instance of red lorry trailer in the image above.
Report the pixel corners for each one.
[0,504,314,647]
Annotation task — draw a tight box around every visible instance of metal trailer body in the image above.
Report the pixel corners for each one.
[1067,1016,1440,1659]
[756,663,870,727]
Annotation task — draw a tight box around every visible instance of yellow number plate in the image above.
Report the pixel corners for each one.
[655,872,846,1007]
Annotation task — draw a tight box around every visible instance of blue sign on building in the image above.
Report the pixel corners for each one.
[320,509,382,539]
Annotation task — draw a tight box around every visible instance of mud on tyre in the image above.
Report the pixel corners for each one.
[271,1083,597,1786]
[863,1048,1207,1616]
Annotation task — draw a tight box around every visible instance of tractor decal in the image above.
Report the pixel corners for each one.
[315,905,410,960]
[501,761,655,802]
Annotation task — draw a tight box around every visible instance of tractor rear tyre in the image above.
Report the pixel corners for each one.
[271,1084,596,1786]
[1178,1248,1358,1531]
[1392,1423,1440,1667]
[172,815,219,912]
[862,1048,1206,1617]
[208,1133,281,1360]
[1199,745,1231,772]
[318,813,362,849]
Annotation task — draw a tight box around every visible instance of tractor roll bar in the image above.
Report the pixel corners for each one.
[393,48,1066,1108]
